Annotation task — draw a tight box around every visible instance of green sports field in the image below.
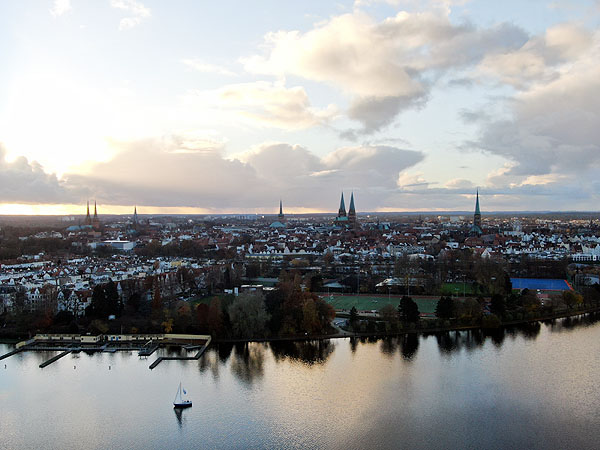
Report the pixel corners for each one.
[324,294,438,314]
[440,282,476,296]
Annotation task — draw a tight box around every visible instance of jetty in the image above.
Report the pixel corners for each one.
[0,333,212,369]
[39,350,73,368]
[148,336,212,370]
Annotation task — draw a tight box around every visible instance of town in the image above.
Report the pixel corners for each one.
[1,192,600,339]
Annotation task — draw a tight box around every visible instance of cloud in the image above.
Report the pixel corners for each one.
[51,0,72,17]
[110,0,150,30]
[61,137,424,210]
[445,178,475,189]
[191,81,337,130]
[478,23,593,89]
[473,36,600,183]
[243,11,528,133]
[0,144,79,203]
[182,59,237,76]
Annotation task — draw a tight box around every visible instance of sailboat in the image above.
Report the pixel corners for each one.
[173,382,192,408]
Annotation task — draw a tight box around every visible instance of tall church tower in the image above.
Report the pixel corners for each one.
[133,206,139,227]
[92,201,100,231]
[348,192,357,228]
[469,189,482,236]
[338,192,347,218]
[278,199,285,222]
[84,201,92,226]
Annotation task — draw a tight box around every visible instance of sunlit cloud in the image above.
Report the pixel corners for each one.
[110,0,151,30]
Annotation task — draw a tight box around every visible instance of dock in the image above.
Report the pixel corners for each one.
[0,333,212,369]
[39,350,72,368]
[149,336,211,370]
[0,347,23,360]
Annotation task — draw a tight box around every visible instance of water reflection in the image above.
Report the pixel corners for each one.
[269,340,335,365]
[173,407,187,429]
[399,333,419,360]
[229,343,265,385]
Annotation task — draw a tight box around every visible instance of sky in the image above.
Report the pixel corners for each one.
[1,0,599,215]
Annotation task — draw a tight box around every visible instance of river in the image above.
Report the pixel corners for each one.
[2,315,600,449]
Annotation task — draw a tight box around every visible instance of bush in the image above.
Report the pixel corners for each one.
[482,314,501,329]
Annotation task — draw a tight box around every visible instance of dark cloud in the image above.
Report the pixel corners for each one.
[62,138,425,211]
[0,144,80,204]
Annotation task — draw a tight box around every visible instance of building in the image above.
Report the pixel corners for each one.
[270,200,286,228]
[92,201,100,231]
[469,189,483,236]
[335,192,358,229]
[348,192,357,229]
[84,201,92,226]
[334,192,349,227]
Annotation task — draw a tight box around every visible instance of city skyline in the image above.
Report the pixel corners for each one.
[1,0,600,214]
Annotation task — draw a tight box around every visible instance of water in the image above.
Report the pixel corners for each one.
[2,316,600,449]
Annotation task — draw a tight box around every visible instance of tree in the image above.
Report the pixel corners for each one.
[349,306,358,328]
[228,293,270,339]
[207,297,224,336]
[435,296,454,319]
[151,283,163,314]
[490,294,505,318]
[380,304,398,322]
[87,285,106,318]
[302,299,320,334]
[399,296,420,323]
[562,290,583,309]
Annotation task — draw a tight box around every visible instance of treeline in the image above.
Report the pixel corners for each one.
[346,284,600,336]
[196,274,335,339]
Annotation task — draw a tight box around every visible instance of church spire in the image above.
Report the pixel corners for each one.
[470,188,482,236]
[348,191,357,229]
[278,199,284,221]
[85,201,92,226]
[338,192,346,217]
[92,201,100,231]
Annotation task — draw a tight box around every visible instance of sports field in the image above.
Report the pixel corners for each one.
[510,278,572,291]
[440,282,477,295]
[324,294,439,314]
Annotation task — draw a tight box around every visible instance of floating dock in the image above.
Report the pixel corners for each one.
[0,348,23,360]
[0,333,212,369]
[149,336,212,370]
[39,350,72,368]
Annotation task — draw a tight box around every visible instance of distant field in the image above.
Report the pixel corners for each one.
[440,282,476,295]
[324,294,438,314]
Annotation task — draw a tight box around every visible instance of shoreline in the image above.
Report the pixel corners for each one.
[2,306,599,346]
[212,305,600,344]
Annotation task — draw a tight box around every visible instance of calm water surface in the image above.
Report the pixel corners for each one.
[2,316,600,449]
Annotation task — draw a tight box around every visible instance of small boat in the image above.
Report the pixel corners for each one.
[173,382,192,408]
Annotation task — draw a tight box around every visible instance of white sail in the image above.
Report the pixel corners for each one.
[174,382,182,404]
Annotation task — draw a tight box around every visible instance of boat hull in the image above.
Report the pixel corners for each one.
[173,401,192,408]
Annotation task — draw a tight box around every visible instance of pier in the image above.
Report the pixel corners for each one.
[39,350,73,368]
[0,348,23,360]
[149,336,212,370]
[0,333,212,369]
